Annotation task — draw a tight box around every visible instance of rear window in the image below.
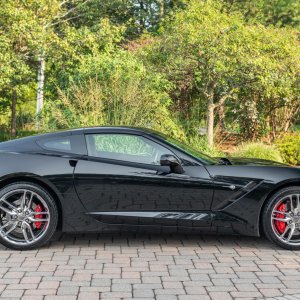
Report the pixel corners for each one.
[37,135,86,155]
[41,137,71,151]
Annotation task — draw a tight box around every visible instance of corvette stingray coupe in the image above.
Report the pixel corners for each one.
[0,126,300,250]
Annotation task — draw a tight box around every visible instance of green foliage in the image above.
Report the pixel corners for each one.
[143,0,300,142]
[47,18,126,92]
[0,0,299,149]
[232,143,283,162]
[74,0,186,38]
[41,50,184,140]
[187,135,223,157]
[0,130,38,142]
[222,0,300,28]
[0,0,96,134]
[0,130,10,142]
[0,1,36,111]
[276,133,300,165]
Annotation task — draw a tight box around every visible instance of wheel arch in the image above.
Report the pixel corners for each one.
[259,180,300,236]
[0,175,63,230]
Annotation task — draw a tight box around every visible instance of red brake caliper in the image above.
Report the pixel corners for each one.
[275,203,286,234]
[34,204,42,229]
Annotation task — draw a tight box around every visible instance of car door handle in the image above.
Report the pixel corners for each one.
[69,160,78,167]
[222,185,236,190]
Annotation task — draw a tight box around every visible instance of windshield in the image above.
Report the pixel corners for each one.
[152,132,218,165]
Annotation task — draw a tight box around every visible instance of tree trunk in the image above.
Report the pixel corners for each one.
[217,102,226,134]
[158,0,164,20]
[36,55,45,129]
[10,90,17,138]
[283,106,299,132]
[269,113,276,141]
[207,98,215,147]
[139,1,145,33]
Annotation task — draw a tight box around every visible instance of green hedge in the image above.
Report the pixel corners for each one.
[187,135,224,157]
[232,142,283,163]
[276,133,300,165]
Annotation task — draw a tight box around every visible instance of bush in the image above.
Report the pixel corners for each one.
[232,142,283,162]
[187,135,223,157]
[41,51,184,140]
[276,133,300,165]
[0,130,39,142]
[0,130,9,142]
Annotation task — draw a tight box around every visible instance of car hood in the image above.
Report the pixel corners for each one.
[221,157,289,167]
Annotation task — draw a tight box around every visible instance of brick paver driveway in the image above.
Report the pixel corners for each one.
[0,233,300,300]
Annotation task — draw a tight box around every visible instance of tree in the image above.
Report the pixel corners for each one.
[41,50,184,139]
[143,0,300,145]
[1,0,299,145]
[0,3,37,136]
[72,0,185,38]
[0,0,101,132]
[144,1,247,145]
[222,0,300,28]
[234,25,300,140]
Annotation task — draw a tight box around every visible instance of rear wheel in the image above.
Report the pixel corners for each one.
[262,187,300,250]
[0,182,58,250]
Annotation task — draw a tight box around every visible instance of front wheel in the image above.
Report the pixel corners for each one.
[262,187,300,250]
[0,182,58,250]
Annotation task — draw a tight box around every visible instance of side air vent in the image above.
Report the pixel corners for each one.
[215,180,263,210]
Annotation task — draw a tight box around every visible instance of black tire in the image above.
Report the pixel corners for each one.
[0,182,58,250]
[262,186,300,250]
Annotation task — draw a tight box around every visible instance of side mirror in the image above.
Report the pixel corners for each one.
[160,154,184,174]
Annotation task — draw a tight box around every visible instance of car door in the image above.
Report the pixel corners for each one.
[73,132,214,228]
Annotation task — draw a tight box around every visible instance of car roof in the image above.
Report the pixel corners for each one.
[0,126,169,155]
[81,126,159,135]
[0,127,161,147]
[24,126,158,136]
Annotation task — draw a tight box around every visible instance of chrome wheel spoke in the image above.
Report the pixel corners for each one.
[29,218,49,222]
[280,226,289,238]
[273,210,289,216]
[290,195,296,212]
[297,195,300,212]
[30,211,49,222]
[20,191,27,211]
[0,199,17,211]
[24,222,36,242]
[27,192,34,210]
[286,226,295,241]
[0,205,14,216]
[22,224,30,244]
[32,212,49,216]
[272,217,290,222]
[2,222,18,237]
[0,221,14,231]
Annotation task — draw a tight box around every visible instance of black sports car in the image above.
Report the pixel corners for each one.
[0,126,299,250]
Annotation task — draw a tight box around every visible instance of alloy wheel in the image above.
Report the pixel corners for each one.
[271,194,300,245]
[0,189,50,246]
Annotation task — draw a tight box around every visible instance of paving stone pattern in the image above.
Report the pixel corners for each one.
[0,233,300,300]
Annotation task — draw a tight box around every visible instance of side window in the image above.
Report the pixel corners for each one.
[85,134,174,165]
[40,137,71,151]
[37,135,86,155]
